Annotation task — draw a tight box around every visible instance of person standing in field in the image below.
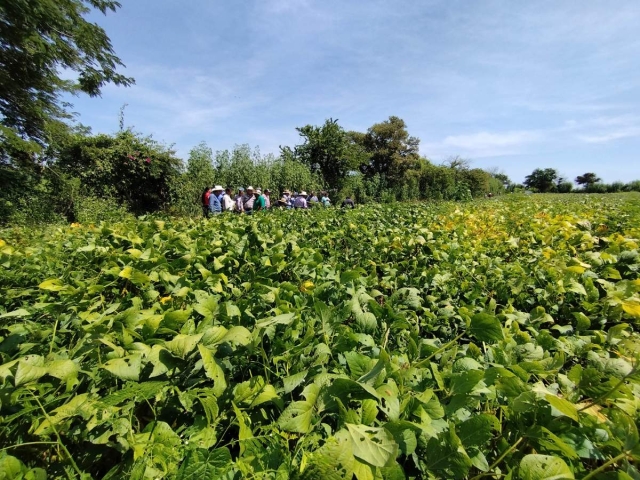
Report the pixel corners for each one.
[294,191,308,209]
[235,187,245,213]
[242,186,256,213]
[222,187,235,212]
[253,189,266,211]
[202,187,211,218]
[209,186,223,214]
[341,195,355,209]
[308,191,319,205]
[321,191,331,207]
[263,189,271,209]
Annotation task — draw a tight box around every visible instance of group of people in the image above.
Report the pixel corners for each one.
[201,186,355,217]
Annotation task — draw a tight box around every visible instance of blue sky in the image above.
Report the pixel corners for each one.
[68,0,640,184]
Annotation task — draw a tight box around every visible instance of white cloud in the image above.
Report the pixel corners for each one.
[424,130,542,158]
[577,128,640,143]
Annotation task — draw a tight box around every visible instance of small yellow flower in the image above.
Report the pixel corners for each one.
[160,296,172,304]
[70,222,81,228]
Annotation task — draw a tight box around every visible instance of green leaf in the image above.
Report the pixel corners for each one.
[0,308,31,318]
[469,313,504,342]
[176,448,232,480]
[0,453,23,478]
[14,355,47,386]
[345,423,398,468]
[278,384,319,433]
[340,270,362,284]
[222,326,252,346]
[450,370,485,395]
[519,454,574,480]
[544,394,579,422]
[164,333,203,358]
[103,355,143,381]
[255,312,296,329]
[198,345,227,396]
[456,413,500,448]
[194,294,219,321]
[38,279,65,291]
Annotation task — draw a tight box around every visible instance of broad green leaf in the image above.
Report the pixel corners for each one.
[103,355,143,381]
[457,413,500,448]
[198,344,227,396]
[544,394,579,422]
[345,423,398,468]
[165,333,203,358]
[278,384,319,433]
[222,326,252,346]
[450,370,485,395]
[14,355,47,386]
[300,433,355,480]
[38,279,65,291]
[519,454,574,480]
[255,312,296,329]
[176,448,232,480]
[194,294,219,321]
[0,308,31,318]
[469,313,504,342]
[0,453,23,478]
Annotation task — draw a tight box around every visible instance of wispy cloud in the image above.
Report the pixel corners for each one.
[424,130,542,158]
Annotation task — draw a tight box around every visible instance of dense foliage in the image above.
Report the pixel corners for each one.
[1,194,639,479]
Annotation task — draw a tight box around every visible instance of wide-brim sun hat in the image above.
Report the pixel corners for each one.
[299,191,307,196]
[256,189,262,194]
[247,186,254,191]
[213,185,223,191]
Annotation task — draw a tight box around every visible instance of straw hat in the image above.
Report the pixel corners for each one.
[213,185,223,191]
[299,191,307,196]
[246,186,254,191]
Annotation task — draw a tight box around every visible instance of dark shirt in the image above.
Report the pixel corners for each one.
[341,198,355,208]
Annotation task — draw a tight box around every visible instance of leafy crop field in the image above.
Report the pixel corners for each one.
[1,194,639,479]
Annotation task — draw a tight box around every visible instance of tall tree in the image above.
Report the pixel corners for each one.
[523,168,559,192]
[575,172,601,187]
[283,118,365,189]
[0,0,133,148]
[353,116,420,181]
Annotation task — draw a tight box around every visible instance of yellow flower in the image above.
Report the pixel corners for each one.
[160,296,172,304]
[70,222,81,228]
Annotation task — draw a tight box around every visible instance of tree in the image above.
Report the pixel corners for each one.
[575,172,601,187]
[0,0,133,146]
[56,129,182,214]
[523,168,559,192]
[283,118,365,189]
[353,116,420,181]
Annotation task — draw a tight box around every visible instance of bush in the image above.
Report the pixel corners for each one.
[74,195,132,224]
[557,181,573,193]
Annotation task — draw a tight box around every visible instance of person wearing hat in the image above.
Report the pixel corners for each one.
[263,189,271,209]
[294,191,308,209]
[209,185,224,214]
[253,188,266,211]
[282,190,293,209]
[242,186,255,213]
[235,187,245,213]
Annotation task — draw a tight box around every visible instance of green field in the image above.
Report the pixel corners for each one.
[1,194,639,479]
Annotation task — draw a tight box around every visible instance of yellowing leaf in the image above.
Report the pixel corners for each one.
[622,299,640,318]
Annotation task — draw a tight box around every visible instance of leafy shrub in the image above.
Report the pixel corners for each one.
[74,195,132,224]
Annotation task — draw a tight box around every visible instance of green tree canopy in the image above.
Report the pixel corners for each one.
[0,0,133,147]
[523,168,559,192]
[282,118,366,189]
[575,172,601,186]
[352,116,420,181]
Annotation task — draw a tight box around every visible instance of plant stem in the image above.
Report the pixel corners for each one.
[470,437,524,480]
[1,441,58,451]
[582,452,628,480]
[578,362,640,411]
[415,332,465,368]
[49,317,59,355]
[31,392,84,479]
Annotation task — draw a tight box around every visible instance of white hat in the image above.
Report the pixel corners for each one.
[299,191,307,196]
[246,186,254,191]
[213,185,223,191]
[255,189,262,194]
